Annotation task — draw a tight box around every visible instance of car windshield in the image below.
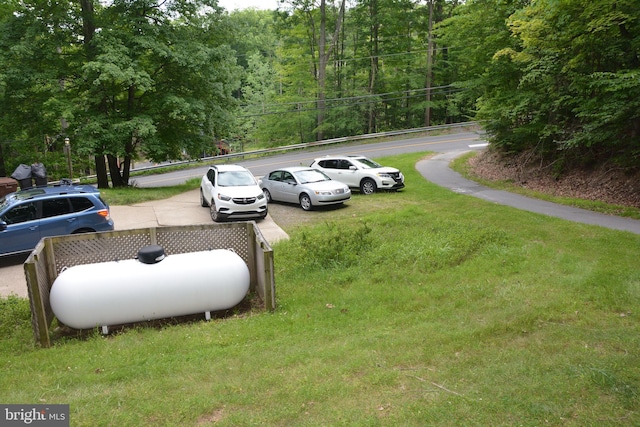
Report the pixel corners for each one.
[295,169,330,184]
[218,171,256,187]
[353,157,382,169]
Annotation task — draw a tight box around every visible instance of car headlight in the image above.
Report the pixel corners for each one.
[315,190,332,195]
[377,172,392,178]
[257,192,265,200]
[217,193,231,201]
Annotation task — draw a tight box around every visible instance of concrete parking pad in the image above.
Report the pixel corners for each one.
[1,189,289,298]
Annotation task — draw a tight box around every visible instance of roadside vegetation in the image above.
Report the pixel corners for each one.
[1,152,638,426]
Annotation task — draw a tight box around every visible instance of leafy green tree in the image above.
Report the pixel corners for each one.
[0,0,240,187]
[268,7,319,144]
[240,52,279,145]
[226,9,279,149]
[439,0,640,169]
[268,0,452,142]
[74,0,240,187]
[504,0,640,166]
[436,0,527,128]
[0,0,86,180]
[274,0,346,141]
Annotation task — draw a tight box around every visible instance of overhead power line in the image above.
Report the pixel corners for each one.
[239,84,457,109]
[239,85,465,118]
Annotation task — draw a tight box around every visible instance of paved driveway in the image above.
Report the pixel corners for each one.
[0,189,289,298]
[416,151,640,235]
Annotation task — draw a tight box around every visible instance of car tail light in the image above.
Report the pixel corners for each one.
[97,209,111,220]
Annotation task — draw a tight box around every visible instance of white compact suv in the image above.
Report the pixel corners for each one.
[310,155,405,195]
[200,165,267,222]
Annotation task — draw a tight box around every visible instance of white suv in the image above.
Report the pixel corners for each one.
[310,155,405,195]
[200,165,267,222]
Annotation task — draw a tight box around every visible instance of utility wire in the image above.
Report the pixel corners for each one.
[239,86,464,118]
[239,84,457,109]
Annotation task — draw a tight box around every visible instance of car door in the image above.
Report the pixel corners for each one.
[38,197,75,239]
[279,171,299,204]
[265,171,285,201]
[202,169,216,202]
[332,159,359,188]
[0,201,40,254]
[316,159,340,182]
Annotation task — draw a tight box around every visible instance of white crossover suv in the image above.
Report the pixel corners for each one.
[200,165,267,222]
[310,155,405,195]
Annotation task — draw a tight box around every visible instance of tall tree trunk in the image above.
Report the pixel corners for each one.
[336,10,345,99]
[94,155,108,188]
[368,0,379,134]
[80,0,109,188]
[107,154,125,187]
[424,0,434,127]
[317,0,327,141]
[316,0,345,141]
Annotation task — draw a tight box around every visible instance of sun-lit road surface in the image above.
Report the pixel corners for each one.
[130,131,486,188]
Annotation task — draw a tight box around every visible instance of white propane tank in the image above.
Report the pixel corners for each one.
[50,248,250,330]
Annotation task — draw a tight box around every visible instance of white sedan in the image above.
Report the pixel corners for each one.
[259,167,351,211]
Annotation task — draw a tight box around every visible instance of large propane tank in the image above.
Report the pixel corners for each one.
[50,247,250,330]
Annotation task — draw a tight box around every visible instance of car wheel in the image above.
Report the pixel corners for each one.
[200,189,208,207]
[210,201,221,222]
[360,178,377,195]
[299,193,312,211]
[263,188,272,203]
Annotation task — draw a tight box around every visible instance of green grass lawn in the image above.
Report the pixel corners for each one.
[1,152,638,426]
[99,179,202,205]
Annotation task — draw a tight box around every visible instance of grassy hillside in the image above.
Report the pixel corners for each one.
[1,152,638,426]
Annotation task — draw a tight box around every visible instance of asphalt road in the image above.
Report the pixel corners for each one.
[416,150,640,235]
[131,130,640,234]
[130,130,487,188]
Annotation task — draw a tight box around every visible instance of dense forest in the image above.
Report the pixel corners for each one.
[0,0,638,187]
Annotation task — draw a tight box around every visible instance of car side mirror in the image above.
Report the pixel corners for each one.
[349,166,357,171]
[0,221,7,232]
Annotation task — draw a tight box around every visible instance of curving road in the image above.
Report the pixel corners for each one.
[416,150,640,235]
[130,131,486,188]
[131,130,640,234]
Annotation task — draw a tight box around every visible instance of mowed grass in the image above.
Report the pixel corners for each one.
[1,152,639,426]
[99,179,201,205]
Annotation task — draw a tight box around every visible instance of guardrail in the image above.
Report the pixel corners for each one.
[130,121,480,174]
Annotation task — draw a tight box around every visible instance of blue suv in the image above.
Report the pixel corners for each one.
[0,184,114,256]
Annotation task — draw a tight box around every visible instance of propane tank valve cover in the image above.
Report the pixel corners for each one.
[137,245,166,264]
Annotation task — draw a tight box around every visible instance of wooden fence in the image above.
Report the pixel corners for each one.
[24,222,275,348]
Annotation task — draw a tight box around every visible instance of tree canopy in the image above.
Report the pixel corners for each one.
[438,0,640,168]
[1,0,638,186]
[1,0,240,187]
